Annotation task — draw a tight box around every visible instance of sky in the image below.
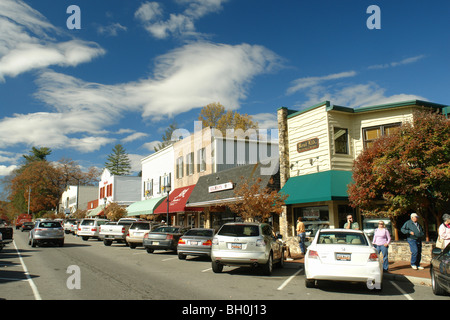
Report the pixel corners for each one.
[0,0,449,179]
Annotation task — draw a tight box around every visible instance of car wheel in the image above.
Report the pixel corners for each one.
[146,248,154,253]
[431,269,446,296]
[261,253,273,276]
[212,260,223,273]
[178,253,186,260]
[59,240,64,247]
[305,278,316,288]
[31,239,37,247]
[82,236,89,241]
[129,243,136,249]
[104,240,112,246]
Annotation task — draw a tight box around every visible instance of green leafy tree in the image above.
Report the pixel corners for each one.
[348,110,450,240]
[104,144,132,176]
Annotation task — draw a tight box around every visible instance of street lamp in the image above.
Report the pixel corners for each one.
[164,174,171,225]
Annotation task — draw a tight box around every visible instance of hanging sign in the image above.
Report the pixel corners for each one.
[297,138,319,153]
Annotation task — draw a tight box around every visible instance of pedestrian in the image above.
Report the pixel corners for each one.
[401,213,425,270]
[372,221,391,272]
[296,217,306,255]
[344,214,359,230]
[437,214,450,249]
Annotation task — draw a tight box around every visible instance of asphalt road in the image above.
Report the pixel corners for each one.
[1,230,448,303]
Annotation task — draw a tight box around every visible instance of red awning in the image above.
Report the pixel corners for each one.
[154,185,203,214]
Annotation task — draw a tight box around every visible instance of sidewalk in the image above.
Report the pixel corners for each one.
[286,254,431,286]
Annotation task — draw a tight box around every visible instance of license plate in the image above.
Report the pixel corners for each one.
[231,243,242,249]
[134,232,143,236]
[152,241,159,245]
[336,253,351,261]
[190,241,198,246]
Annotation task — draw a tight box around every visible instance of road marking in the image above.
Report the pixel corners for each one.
[162,257,177,261]
[277,267,303,291]
[202,268,212,273]
[390,281,413,300]
[13,240,42,300]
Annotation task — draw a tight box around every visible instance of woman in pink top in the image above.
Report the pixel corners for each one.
[372,221,391,272]
[438,214,450,249]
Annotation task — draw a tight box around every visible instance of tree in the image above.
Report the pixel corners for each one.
[227,177,287,222]
[104,202,127,221]
[154,122,179,152]
[104,144,132,175]
[198,102,258,136]
[23,147,52,164]
[348,110,450,240]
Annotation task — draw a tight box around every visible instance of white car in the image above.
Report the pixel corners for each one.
[304,228,383,291]
[77,218,109,241]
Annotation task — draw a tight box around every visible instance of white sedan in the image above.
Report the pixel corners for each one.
[304,228,383,291]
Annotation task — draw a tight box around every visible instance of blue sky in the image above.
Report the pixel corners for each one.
[0,0,449,178]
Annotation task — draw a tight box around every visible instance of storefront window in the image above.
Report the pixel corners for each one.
[293,206,330,239]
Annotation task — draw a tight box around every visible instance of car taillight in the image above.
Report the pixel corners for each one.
[178,238,185,245]
[166,234,173,240]
[144,233,149,239]
[122,227,125,234]
[203,240,212,246]
[256,239,265,247]
[308,250,319,259]
[368,253,379,261]
[91,228,97,232]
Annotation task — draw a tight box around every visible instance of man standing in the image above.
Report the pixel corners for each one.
[296,217,306,255]
[344,215,359,230]
[401,213,425,270]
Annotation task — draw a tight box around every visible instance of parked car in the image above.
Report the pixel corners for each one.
[63,219,78,234]
[210,222,284,276]
[77,218,109,241]
[177,228,215,260]
[28,220,65,247]
[304,228,383,291]
[20,221,35,232]
[143,226,190,253]
[99,218,138,246]
[430,243,450,296]
[126,221,160,249]
[0,219,13,250]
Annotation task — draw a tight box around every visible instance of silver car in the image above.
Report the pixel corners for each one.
[177,228,215,260]
[211,222,284,276]
[29,220,65,247]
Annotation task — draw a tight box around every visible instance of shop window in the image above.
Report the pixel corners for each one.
[363,123,401,149]
[334,127,349,154]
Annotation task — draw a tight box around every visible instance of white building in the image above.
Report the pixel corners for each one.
[60,185,98,214]
[98,168,141,207]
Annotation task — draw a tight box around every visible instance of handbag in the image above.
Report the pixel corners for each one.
[436,235,445,249]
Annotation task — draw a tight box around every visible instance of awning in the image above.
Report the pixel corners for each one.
[126,196,166,217]
[87,205,105,217]
[280,170,353,205]
[154,185,202,214]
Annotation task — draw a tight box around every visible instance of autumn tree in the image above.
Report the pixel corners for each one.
[227,177,287,222]
[348,110,450,240]
[104,144,132,175]
[104,202,127,221]
[198,102,258,136]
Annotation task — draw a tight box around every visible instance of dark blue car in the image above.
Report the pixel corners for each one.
[430,243,450,296]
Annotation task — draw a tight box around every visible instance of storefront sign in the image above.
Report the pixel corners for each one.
[208,182,234,193]
[303,208,320,219]
[297,138,319,153]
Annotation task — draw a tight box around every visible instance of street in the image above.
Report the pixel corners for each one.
[1,231,447,302]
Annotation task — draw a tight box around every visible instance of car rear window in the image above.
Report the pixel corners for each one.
[218,225,259,237]
[153,227,179,233]
[81,220,95,226]
[130,223,150,230]
[184,229,213,237]
[318,231,368,246]
[39,222,62,228]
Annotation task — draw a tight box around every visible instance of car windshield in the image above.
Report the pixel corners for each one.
[318,231,368,246]
[39,222,62,228]
[218,224,259,237]
[131,223,150,230]
[153,226,179,233]
[184,229,213,237]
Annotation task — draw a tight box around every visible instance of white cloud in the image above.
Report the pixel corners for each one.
[0,165,18,176]
[135,0,228,39]
[97,23,127,37]
[368,55,426,70]
[0,0,105,81]
[121,132,149,143]
[287,71,357,95]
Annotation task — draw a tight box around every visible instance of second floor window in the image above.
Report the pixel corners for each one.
[363,123,401,149]
[334,127,349,154]
[176,156,184,179]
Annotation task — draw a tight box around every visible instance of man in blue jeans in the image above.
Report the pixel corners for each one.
[401,213,425,270]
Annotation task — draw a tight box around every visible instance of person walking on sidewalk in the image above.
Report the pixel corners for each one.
[296,217,306,255]
[438,214,450,249]
[401,213,425,270]
[372,221,391,272]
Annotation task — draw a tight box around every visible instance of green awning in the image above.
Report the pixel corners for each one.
[280,170,353,205]
[87,205,105,217]
[126,196,166,217]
